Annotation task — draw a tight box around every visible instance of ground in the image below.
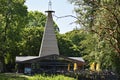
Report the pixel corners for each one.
[0,73,75,80]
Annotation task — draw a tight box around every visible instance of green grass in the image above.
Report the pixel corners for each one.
[0,73,75,80]
[0,73,28,80]
[29,74,74,80]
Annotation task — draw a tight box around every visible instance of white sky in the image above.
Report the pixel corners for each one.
[25,0,77,34]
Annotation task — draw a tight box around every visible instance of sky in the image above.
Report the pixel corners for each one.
[25,0,77,34]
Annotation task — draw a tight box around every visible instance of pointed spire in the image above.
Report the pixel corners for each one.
[48,0,52,10]
[39,4,59,57]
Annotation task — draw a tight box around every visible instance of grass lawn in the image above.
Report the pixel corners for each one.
[0,73,75,80]
[0,73,28,80]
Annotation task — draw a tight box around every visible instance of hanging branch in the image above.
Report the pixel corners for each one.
[53,14,87,28]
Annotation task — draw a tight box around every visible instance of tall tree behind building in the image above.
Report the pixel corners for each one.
[68,0,120,74]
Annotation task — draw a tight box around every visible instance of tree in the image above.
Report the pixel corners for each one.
[57,33,75,56]
[69,0,120,56]
[68,0,120,74]
[27,11,59,32]
[18,11,59,56]
[66,29,86,56]
[18,27,44,56]
[27,11,46,27]
[81,33,115,70]
[0,0,28,72]
[92,1,120,73]
[57,29,85,57]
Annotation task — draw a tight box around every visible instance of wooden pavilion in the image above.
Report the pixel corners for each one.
[16,55,85,74]
[16,3,85,74]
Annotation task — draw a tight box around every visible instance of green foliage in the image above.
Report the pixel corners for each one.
[57,33,75,56]
[0,73,28,80]
[30,74,74,80]
[19,27,44,56]
[27,11,46,27]
[57,29,85,57]
[66,30,86,56]
[17,11,59,56]
[92,1,120,56]
[0,0,119,75]
[80,33,114,69]
[27,11,59,32]
[0,73,74,80]
[112,53,120,75]
[0,0,60,71]
[68,0,120,74]
[0,0,61,72]
[0,0,28,71]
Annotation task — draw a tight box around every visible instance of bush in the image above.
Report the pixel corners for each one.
[30,74,74,80]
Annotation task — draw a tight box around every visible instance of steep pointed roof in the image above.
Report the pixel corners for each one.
[16,11,85,64]
[16,1,85,65]
[39,10,59,57]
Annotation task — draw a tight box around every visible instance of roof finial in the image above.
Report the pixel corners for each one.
[48,0,52,10]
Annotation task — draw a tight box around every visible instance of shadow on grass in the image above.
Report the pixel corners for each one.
[0,73,75,80]
[0,73,29,80]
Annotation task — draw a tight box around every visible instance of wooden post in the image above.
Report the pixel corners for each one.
[73,63,77,71]
[67,63,70,71]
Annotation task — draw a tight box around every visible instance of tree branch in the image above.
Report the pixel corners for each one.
[53,14,87,27]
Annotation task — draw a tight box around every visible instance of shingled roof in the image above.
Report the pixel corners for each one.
[16,10,85,64]
[39,11,59,57]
